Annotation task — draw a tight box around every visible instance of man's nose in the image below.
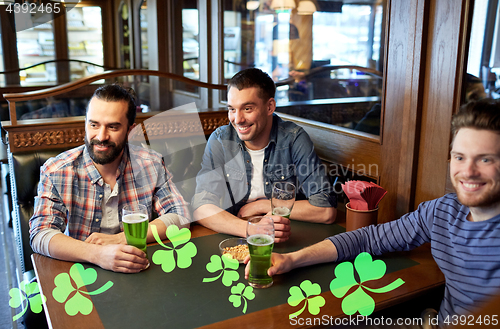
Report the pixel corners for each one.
[96,127,109,142]
[463,160,479,177]
[234,110,245,124]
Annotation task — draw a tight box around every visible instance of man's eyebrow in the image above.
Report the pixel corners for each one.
[87,119,122,126]
[227,101,257,108]
[450,151,499,157]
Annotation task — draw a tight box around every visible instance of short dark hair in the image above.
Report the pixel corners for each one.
[451,98,500,140]
[88,84,138,127]
[228,68,276,102]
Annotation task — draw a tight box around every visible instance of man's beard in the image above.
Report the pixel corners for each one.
[85,136,126,165]
[453,179,500,208]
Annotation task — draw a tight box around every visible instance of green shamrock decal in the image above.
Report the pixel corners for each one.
[330,252,405,316]
[228,283,255,313]
[288,280,326,319]
[9,280,47,321]
[52,263,113,316]
[202,254,240,287]
[151,224,198,273]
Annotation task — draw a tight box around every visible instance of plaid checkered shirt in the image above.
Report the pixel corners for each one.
[30,144,190,242]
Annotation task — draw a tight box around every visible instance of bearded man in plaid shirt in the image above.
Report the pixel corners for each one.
[30,84,191,273]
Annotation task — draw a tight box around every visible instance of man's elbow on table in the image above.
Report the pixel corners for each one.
[193,204,225,227]
[317,207,337,224]
[193,205,210,222]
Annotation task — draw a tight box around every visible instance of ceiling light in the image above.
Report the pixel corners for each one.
[246,1,260,11]
[270,0,296,10]
[297,0,316,15]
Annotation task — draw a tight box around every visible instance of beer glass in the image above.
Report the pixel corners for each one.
[271,182,296,219]
[122,204,149,257]
[246,216,275,288]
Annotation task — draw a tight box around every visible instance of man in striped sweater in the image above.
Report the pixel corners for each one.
[246,98,500,324]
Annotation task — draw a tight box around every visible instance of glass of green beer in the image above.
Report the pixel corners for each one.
[122,204,149,257]
[271,182,296,219]
[246,216,275,288]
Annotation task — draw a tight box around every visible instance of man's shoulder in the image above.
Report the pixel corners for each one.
[275,115,305,136]
[42,145,85,174]
[418,193,467,219]
[128,144,163,162]
[212,123,235,139]
[434,193,462,208]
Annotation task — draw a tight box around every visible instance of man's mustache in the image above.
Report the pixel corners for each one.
[90,139,116,147]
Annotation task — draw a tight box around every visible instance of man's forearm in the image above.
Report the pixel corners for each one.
[289,239,338,269]
[193,204,247,237]
[289,200,337,224]
[48,234,102,264]
[48,230,150,273]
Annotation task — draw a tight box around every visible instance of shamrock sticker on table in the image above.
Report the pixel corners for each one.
[151,224,198,273]
[52,263,113,316]
[228,283,255,313]
[288,280,326,319]
[202,254,240,287]
[9,280,46,321]
[330,252,405,316]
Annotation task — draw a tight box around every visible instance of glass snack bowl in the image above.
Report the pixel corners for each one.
[219,238,248,263]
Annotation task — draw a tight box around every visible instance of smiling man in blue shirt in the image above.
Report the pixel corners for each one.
[192,68,337,242]
[252,98,500,324]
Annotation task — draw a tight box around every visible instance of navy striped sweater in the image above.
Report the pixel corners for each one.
[328,194,500,321]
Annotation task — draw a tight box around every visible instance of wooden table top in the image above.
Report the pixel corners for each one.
[32,222,445,329]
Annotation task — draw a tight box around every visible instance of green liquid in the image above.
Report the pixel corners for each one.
[272,206,291,218]
[123,214,149,255]
[248,234,274,288]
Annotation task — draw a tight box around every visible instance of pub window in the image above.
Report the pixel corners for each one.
[465,0,498,102]
[118,1,132,69]
[16,20,56,85]
[223,0,386,136]
[140,0,148,69]
[67,6,104,80]
[0,30,5,87]
[172,0,200,94]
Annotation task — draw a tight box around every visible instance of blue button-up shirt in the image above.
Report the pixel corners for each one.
[192,114,337,215]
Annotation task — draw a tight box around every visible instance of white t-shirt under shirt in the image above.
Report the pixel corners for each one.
[246,146,266,202]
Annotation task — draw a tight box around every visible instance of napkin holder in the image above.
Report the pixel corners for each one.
[345,202,378,231]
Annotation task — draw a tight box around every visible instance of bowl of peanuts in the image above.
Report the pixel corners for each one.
[219,238,249,263]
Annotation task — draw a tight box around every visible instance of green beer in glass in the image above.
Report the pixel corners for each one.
[122,204,149,257]
[247,216,275,288]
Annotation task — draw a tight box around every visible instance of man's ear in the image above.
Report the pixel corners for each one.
[128,123,137,134]
[268,98,276,115]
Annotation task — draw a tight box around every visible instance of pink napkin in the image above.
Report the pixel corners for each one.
[341,181,387,210]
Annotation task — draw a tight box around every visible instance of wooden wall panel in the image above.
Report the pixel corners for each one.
[379,0,427,222]
[414,0,469,207]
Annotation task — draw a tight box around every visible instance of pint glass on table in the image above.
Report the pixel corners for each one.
[122,204,149,257]
[246,216,275,288]
[271,182,296,219]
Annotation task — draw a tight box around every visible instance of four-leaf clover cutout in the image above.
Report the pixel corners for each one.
[228,283,255,313]
[288,280,326,319]
[152,225,198,273]
[329,252,404,316]
[202,254,240,286]
[52,263,113,316]
[9,280,47,321]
